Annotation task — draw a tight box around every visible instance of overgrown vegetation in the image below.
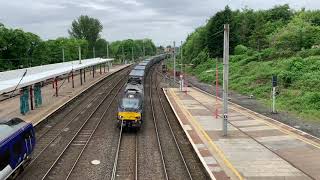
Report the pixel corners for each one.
[179,5,320,120]
[0,15,156,71]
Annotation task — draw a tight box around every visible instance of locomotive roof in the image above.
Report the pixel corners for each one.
[134,65,146,70]
[0,118,29,144]
[138,62,148,66]
[125,84,143,93]
[129,69,145,77]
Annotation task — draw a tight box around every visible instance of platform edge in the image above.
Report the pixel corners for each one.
[162,88,216,180]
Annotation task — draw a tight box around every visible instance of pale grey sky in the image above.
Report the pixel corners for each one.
[0,0,319,46]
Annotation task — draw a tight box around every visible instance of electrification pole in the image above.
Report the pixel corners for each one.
[132,47,134,62]
[143,40,145,57]
[122,45,124,64]
[181,41,183,73]
[107,43,109,58]
[93,47,96,58]
[173,41,176,83]
[223,24,229,136]
[78,46,82,64]
[62,48,65,62]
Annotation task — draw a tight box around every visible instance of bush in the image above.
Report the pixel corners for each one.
[191,49,210,66]
[260,48,277,59]
[297,48,320,57]
[234,45,249,55]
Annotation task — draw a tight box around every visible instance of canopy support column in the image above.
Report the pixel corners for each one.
[80,69,83,85]
[93,66,95,78]
[29,85,34,110]
[55,78,58,97]
[84,68,86,82]
[20,87,29,115]
[72,71,74,88]
[34,83,42,108]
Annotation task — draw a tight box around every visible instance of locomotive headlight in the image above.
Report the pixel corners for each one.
[118,115,123,119]
[136,116,141,120]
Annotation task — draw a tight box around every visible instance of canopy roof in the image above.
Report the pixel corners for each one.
[0,58,113,94]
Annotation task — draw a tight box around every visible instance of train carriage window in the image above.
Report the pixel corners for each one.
[13,140,23,156]
[23,130,33,139]
[0,149,10,170]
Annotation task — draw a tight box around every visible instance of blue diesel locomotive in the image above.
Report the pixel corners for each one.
[117,54,168,130]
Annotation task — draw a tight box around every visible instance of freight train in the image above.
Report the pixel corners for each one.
[117,54,168,129]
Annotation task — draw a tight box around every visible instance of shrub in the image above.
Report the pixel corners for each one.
[234,45,249,55]
[260,48,277,59]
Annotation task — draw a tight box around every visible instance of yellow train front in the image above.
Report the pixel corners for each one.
[117,90,143,129]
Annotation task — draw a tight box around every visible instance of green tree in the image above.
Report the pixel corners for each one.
[270,17,320,51]
[206,6,238,58]
[68,15,103,55]
[95,38,109,58]
[183,26,207,64]
[266,4,293,23]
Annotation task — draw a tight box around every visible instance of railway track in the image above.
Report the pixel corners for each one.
[18,62,209,180]
[149,66,193,179]
[35,68,129,141]
[110,122,138,180]
[155,68,210,179]
[42,76,127,180]
[18,68,130,180]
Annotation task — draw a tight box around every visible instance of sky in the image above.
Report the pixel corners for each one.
[0,0,320,46]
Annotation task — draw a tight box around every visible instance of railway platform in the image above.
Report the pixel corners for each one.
[0,64,130,125]
[164,87,320,180]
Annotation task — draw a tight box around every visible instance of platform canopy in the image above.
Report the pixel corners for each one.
[0,58,113,94]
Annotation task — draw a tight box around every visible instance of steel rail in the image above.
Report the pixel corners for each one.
[19,69,130,178]
[153,67,193,180]
[109,124,138,180]
[36,68,129,141]
[149,66,169,180]
[40,72,129,180]
[65,77,128,180]
[110,121,123,180]
[135,134,138,180]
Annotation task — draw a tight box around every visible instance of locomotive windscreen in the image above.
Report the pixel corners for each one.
[121,98,141,110]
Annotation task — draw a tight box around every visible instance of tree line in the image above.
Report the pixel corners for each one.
[0,15,157,71]
[182,4,320,64]
[180,5,320,119]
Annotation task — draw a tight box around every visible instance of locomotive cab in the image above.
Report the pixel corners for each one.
[117,91,143,129]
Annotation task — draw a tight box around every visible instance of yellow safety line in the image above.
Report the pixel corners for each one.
[191,88,320,150]
[170,89,244,180]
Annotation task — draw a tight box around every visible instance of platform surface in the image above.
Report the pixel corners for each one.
[164,87,320,180]
[0,64,129,125]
